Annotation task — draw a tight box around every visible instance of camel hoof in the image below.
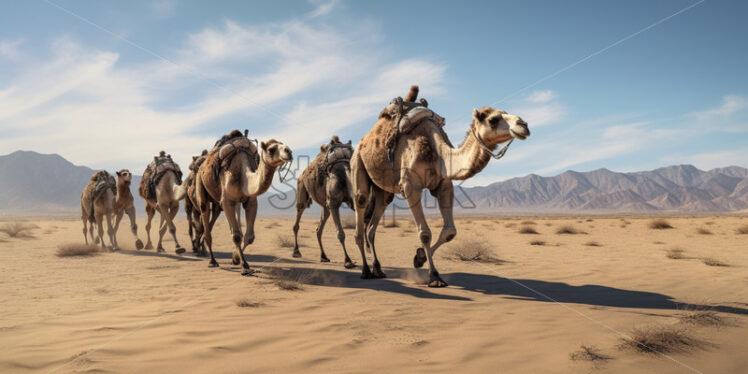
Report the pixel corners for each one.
[232,251,241,265]
[157,246,165,253]
[344,260,356,269]
[175,247,186,255]
[241,268,255,276]
[414,247,427,268]
[372,265,386,279]
[320,256,330,263]
[199,250,207,257]
[209,261,219,268]
[135,239,144,250]
[144,243,153,250]
[292,249,302,258]
[360,266,373,279]
[428,272,448,288]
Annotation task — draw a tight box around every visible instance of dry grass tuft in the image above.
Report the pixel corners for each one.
[736,225,748,235]
[556,225,584,235]
[544,222,553,227]
[649,219,674,230]
[447,239,502,263]
[702,258,728,267]
[666,248,686,259]
[695,227,713,235]
[620,325,705,354]
[263,267,313,291]
[679,310,726,326]
[584,241,602,247]
[0,222,39,239]
[56,243,100,257]
[530,240,546,246]
[518,226,539,235]
[236,299,264,308]
[276,234,294,248]
[521,220,536,225]
[570,345,612,363]
[504,223,517,228]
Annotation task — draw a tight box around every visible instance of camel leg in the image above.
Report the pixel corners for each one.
[292,182,309,258]
[200,203,218,267]
[144,204,155,250]
[156,204,168,252]
[81,213,89,245]
[223,199,252,275]
[95,213,106,250]
[414,183,457,267]
[241,197,257,255]
[316,206,331,263]
[126,207,143,250]
[365,187,390,279]
[329,203,355,268]
[403,182,446,287]
[167,202,185,254]
[105,211,117,250]
[113,209,124,245]
[351,153,373,279]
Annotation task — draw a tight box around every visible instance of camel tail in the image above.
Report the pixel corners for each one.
[405,85,419,102]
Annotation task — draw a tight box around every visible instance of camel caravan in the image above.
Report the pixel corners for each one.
[80,85,530,287]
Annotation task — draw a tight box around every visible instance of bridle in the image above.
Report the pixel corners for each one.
[471,125,514,160]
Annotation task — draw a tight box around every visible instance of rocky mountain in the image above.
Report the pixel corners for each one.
[1,150,746,215]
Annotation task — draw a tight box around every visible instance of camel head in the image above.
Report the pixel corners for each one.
[260,139,293,167]
[115,169,132,186]
[472,106,530,145]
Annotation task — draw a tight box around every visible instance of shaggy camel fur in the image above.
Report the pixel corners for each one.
[138,152,187,254]
[184,150,221,256]
[351,86,530,287]
[291,136,356,268]
[196,132,293,275]
[80,170,117,250]
[112,169,144,250]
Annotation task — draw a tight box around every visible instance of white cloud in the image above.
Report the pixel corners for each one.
[308,0,340,18]
[662,148,748,170]
[147,0,177,18]
[693,95,748,118]
[524,89,556,104]
[509,89,565,127]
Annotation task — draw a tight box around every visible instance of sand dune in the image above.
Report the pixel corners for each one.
[1,215,747,373]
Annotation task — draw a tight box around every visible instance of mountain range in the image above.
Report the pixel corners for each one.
[1,150,747,215]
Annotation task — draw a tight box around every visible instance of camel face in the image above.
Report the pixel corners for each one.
[261,140,293,167]
[473,106,531,145]
[116,169,132,186]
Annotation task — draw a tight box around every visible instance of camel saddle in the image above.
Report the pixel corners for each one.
[144,154,182,200]
[383,96,446,168]
[213,130,259,181]
[88,172,115,222]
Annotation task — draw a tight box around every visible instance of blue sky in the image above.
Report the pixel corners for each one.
[1,0,746,187]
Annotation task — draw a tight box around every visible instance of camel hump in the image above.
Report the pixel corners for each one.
[405,85,419,102]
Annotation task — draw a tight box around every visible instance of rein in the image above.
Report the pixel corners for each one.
[471,126,514,160]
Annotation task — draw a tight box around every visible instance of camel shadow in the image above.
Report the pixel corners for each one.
[115,249,202,261]
[442,272,748,316]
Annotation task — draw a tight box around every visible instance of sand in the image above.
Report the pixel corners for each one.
[1,215,747,373]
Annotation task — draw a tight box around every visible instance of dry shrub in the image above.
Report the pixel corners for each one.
[666,248,685,259]
[276,235,294,248]
[341,216,356,229]
[704,221,715,226]
[521,220,536,225]
[586,219,594,222]
[695,227,713,235]
[518,226,539,234]
[620,325,705,354]
[236,299,264,308]
[702,258,728,267]
[57,243,100,257]
[556,225,584,235]
[649,219,674,230]
[264,267,313,291]
[0,222,38,239]
[570,345,612,363]
[504,223,516,228]
[653,241,665,245]
[447,239,501,263]
[545,222,552,227]
[530,240,546,246]
[584,241,602,247]
[679,310,726,326]
[736,225,748,235]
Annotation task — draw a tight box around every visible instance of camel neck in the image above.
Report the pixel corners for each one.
[114,182,132,210]
[244,155,278,197]
[431,123,493,181]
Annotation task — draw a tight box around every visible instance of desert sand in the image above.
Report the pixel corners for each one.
[1,214,747,373]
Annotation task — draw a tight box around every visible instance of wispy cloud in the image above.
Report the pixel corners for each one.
[308,0,340,18]
[508,90,565,127]
[662,148,748,170]
[692,94,748,118]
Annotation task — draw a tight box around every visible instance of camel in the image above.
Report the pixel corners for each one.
[80,170,117,250]
[196,130,293,275]
[351,86,530,287]
[184,150,222,256]
[138,151,187,254]
[112,169,144,250]
[291,136,356,268]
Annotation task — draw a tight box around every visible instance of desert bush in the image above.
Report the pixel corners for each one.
[556,225,584,235]
[584,241,602,247]
[0,222,38,239]
[276,235,294,248]
[695,227,712,235]
[518,226,539,234]
[56,243,100,257]
[679,310,726,326]
[736,225,748,235]
[569,345,612,362]
[447,239,501,263]
[521,220,536,225]
[504,223,516,228]
[666,248,685,259]
[236,299,264,308]
[530,240,546,246]
[620,325,705,354]
[702,258,728,267]
[649,219,673,230]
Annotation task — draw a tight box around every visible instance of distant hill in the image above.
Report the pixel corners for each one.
[1,150,747,215]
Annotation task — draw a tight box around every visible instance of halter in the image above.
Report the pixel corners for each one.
[471,125,514,160]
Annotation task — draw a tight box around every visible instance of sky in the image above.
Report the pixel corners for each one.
[1,0,747,187]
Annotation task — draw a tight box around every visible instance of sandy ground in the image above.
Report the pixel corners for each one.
[1,214,747,373]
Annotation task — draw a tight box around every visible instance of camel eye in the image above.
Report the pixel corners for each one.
[488,116,500,126]
[269,147,276,156]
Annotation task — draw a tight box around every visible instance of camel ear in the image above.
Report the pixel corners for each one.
[192,156,198,161]
[116,170,121,176]
[473,108,487,122]
[260,141,268,151]
[320,144,329,152]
